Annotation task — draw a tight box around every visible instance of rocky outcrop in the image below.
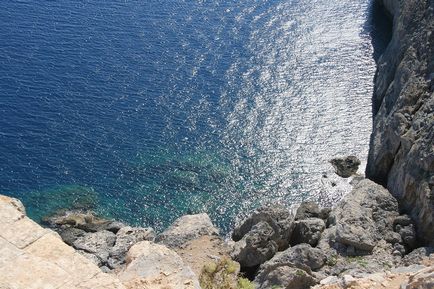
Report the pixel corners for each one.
[44,210,155,271]
[366,0,434,245]
[0,195,125,289]
[330,156,361,178]
[156,213,219,248]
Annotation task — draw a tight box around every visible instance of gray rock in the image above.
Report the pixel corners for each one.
[259,244,327,273]
[394,215,413,227]
[291,218,325,247]
[108,226,155,269]
[396,224,417,250]
[44,210,126,233]
[366,0,434,246]
[329,179,400,252]
[402,247,434,266]
[232,204,294,250]
[295,202,321,220]
[231,221,278,268]
[256,266,317,289]
[58,227,86,246]
[105,221,126,234]
[330,156,361,178]
[156,213,218,248]
[73,230,116,263]
[334,204,377,252]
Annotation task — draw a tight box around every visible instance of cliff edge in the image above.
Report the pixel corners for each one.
[366,0,434,245]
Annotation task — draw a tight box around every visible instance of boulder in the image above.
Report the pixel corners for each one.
[156,213,218,248]
[231,221,278,268]
[256,266,317,289]
[330,156,361,178]
[329,179,400,253]
[108,226,155,269]
[291,218,325,247]
[118,241,201,289]
[232,204,294,250]
[258,244,327,273]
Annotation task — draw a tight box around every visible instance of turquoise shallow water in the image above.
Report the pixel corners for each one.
[0,0,389,233]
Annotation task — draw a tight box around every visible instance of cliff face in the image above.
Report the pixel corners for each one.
[366,0,434,245]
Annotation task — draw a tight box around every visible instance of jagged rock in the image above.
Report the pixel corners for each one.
[295,202,321,220]
[108,226,155,269]
[59,227,86,246]
[319,208,332,221]
[330,156,361,178]
[291,218,326,247]
[394,215,413,227]
[105,221,127,234]
[156,213,218,248]
[118,241,201,289]
[73,230,116,263]
[232,204,294,250]
[384,230,402,245]
[402,247,434,266]
[231,221,278,268]
[256,266,317,289]
[396,223,417,250]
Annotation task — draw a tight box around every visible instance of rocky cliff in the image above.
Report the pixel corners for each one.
[366,0,434,246]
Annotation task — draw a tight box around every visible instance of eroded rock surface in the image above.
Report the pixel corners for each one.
[366,0,434,246]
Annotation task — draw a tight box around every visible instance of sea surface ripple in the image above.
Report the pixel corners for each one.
[0,0,388,233]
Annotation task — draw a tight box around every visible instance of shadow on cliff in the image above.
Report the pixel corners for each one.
[366,0,393,63]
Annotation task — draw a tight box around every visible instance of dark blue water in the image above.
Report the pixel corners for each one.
[1,0,380,233]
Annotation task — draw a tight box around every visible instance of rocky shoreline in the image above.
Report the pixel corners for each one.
[0,0,433,288]
[38,173,433,288]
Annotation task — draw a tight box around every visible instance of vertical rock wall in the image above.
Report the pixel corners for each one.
[366,0,434,245]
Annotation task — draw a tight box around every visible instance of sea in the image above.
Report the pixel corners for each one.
[0,0,391,233]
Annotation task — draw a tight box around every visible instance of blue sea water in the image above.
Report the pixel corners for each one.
[0,0,389,233]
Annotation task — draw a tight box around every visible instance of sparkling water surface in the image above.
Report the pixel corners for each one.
[1,0,385,233]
